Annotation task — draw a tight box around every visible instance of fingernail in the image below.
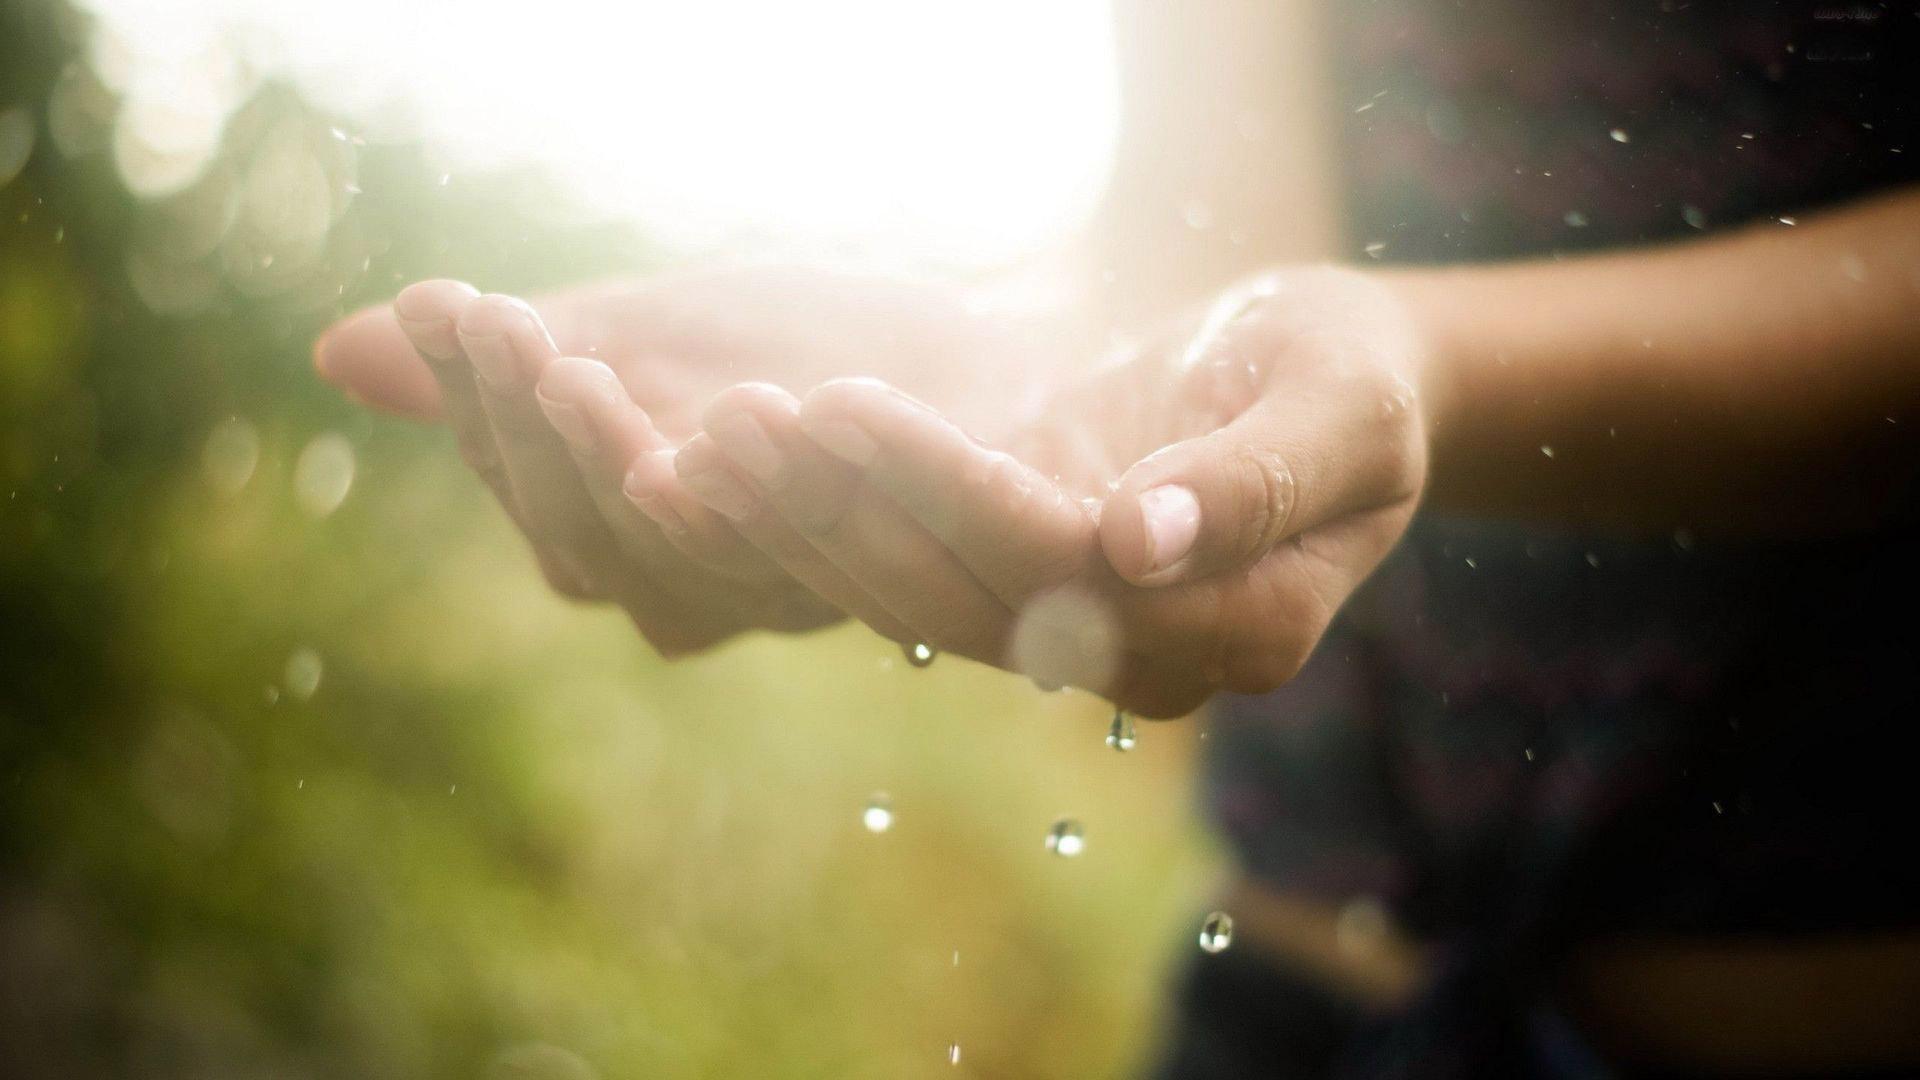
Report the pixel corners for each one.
[803,417,879,467]
[623,470,689,533]
[1139,485,1201,573]
[396,316,459,362]
[680,464,757,521]
[708,410,784,483]
[536,390,595,454]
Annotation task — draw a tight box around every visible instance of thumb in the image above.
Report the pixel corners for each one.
[1098,407,1303,586]
[1100,372,1423,587]
[313,304,445,421]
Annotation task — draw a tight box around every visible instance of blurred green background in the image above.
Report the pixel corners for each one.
[0,1,1222,1076]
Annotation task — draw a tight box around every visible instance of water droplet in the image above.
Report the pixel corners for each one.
[1105,709,1137,752]
[1777,215,1797,226]
[1540,445,1556,458]
[1682,204,1708,230]
[1585,552,1602,568]
[294,432,355,518]
[1523,747,1536,762]
[947,1043,962,1066]
[202,417,260,495]
[905,642,937,668]
[283,646,323,701]
[1563,210,1590,228]
[1045,818,1085,858]
[1198,911,1234,953]
[1609,127,1630,143]
[1032,677,1064,693]
[1363,240,1387,258]
[1711,800,1725,815]
[862,793,894,834]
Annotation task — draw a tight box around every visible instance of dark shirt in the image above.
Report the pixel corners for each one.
[1164,3,1920,1077]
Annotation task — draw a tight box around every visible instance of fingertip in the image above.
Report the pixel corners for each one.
[457,293,558,390]
[703,381,800,427]
[797,377,937,464]
[800,375,898,421]
[673,431,724,478]
[393,279,479,323]
[313,303,446,420]
[454,292,535,338]
[536,356,624,407]
[623,452,691,533]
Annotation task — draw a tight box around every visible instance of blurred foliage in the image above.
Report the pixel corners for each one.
[0,1,1221,1076]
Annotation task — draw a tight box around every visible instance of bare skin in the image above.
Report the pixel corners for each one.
[314,190,1920,712]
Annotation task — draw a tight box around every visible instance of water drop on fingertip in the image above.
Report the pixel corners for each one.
[1105,709,1136,752]
[905,642,937,668]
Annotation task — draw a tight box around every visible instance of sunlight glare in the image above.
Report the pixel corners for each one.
[76,0,1121,267]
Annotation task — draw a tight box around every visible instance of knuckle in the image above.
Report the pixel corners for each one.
[1230,442,1298,554]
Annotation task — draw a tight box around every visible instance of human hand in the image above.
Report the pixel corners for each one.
[680,267,1433,716]
[312,267,1053,654]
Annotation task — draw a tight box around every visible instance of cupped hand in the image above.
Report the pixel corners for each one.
[312,267,1049,654]
[682,267,1434,716]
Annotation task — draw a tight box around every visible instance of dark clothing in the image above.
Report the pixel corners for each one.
[1162,3,1920,1076]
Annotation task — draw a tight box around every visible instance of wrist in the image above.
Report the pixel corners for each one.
[1373,266,1473,451]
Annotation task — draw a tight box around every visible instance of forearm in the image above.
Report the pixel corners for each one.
[1393,187,1920,536]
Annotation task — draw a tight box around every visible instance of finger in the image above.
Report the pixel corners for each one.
[392,280,515,508]
[534,357,786,584]
[796,377,1094,608]
[699,383,1018,664]
[314,302,445,420]
[673,432,923,645]
[1099,378,1422,587]
[456,294,627,588]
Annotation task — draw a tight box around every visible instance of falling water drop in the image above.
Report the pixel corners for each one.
[1105,709,1137,752]
[283,646,323,701]
[1609,127,1630,143]
[862,793,894,834]
[1045,818,1085,858]
[905,642,937,668]
[947,1043,962,1066]
[1198,911,1235,954]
